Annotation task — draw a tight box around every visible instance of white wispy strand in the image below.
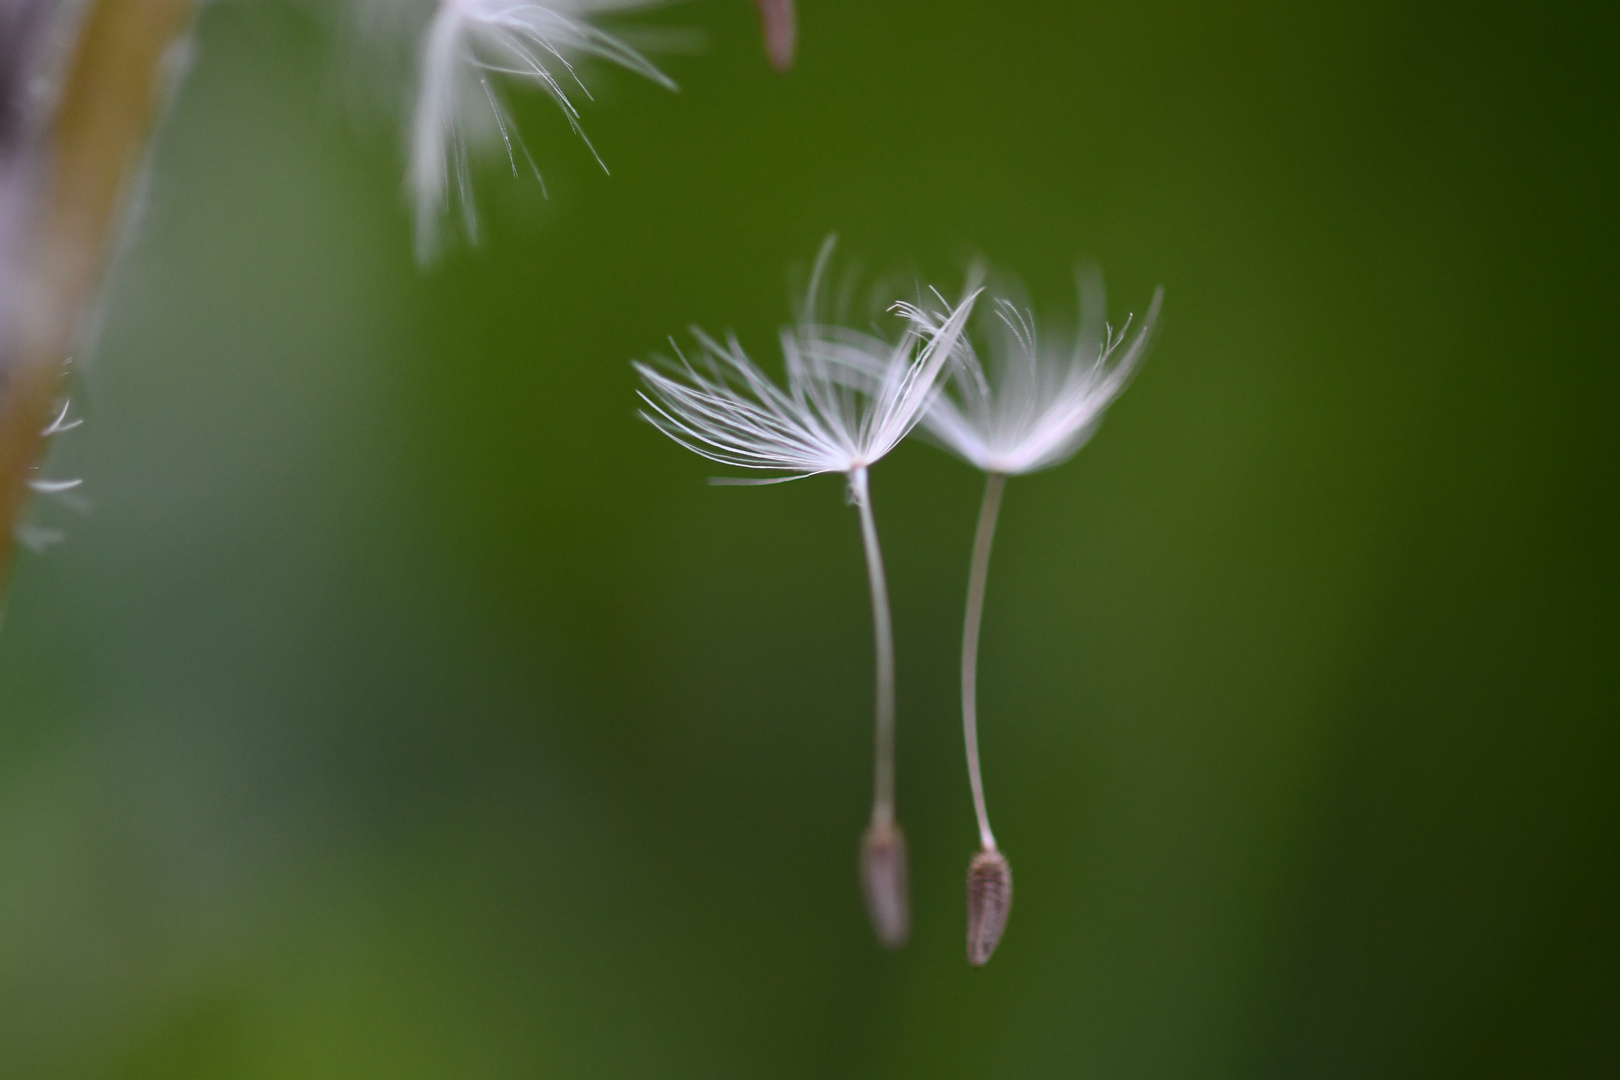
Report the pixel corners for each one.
[915,271,1163,476]
[634,246,982,485]
[410,0,676,261]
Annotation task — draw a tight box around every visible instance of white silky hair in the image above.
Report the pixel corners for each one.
[634,240,984,486]
[408,0,677,261]
[900,267,1163,475]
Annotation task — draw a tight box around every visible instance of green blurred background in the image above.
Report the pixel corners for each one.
[1,0,1615,1075]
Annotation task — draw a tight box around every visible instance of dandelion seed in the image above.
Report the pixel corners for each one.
[635,238,981,948]
[912,267,1161,965]
[408,0,676,261]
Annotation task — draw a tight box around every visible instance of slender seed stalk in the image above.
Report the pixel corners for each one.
[851,465,909,949]
[851,466,895,826]
[961,471,1007,851]
[961,471,1013,966]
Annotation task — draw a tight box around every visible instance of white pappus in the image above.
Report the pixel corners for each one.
[633,286,979,487]
[916,269,1162,477]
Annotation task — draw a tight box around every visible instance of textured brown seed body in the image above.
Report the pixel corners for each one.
[860,820,910,949]
[966,849,1012,966]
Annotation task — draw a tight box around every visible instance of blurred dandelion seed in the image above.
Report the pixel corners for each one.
[409,0,677,261]
[912,267,1161,965]
[635,238,981,948]
[752,0,796,72]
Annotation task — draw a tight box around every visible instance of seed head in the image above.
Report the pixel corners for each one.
[965,848,1011,966]
[860,819,910,950]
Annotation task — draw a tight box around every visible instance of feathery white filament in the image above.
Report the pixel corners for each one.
[27,477,80,494]
[410,0,676,260]
[41,399,83,436]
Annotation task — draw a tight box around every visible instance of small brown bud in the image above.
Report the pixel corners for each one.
[966,849,1012,966]
[753,0,797,73]
[860,819,910,949]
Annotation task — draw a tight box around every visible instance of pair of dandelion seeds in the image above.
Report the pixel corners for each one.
[404,2,1160,963]
[637,241,1161,965]
[13,0,1149,964]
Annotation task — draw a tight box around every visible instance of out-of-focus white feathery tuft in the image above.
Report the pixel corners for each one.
[409,0,676,262]
[912,269,1162,476]
[634,239,982,488]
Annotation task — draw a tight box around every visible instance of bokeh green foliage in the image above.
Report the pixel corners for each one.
[0,0,1615,1076]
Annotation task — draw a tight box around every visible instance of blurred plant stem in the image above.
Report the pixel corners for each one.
[0,0,197,594]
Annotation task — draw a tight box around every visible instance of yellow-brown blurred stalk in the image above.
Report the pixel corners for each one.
[0,0,196,594]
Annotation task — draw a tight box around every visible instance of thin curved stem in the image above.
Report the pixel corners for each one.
[850,467,895,826]
[962,471,1007,851]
